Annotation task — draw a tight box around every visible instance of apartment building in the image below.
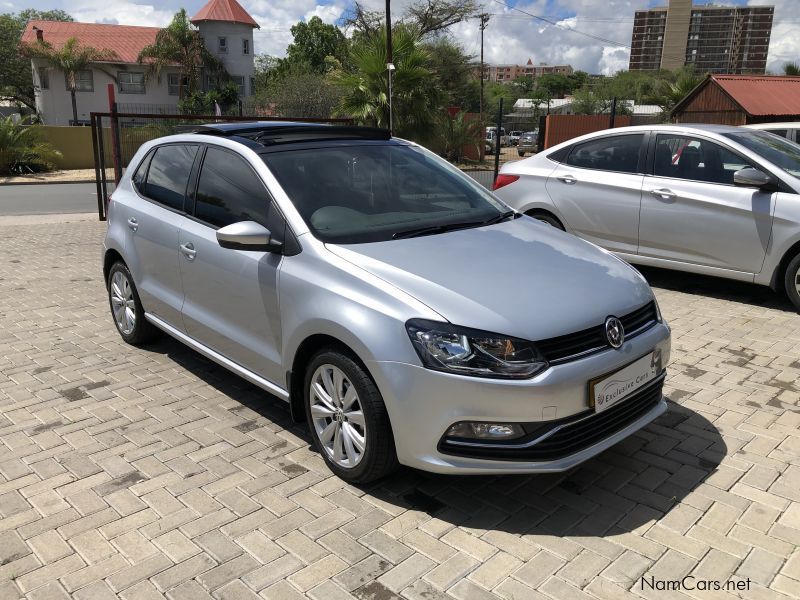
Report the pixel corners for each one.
[629,0,773,74]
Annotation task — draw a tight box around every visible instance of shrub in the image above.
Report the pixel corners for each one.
[0,116,62,175]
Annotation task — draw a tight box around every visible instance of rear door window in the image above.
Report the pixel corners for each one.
[143,144,198,211]
[565,134,644,174]
[193,146,270,228]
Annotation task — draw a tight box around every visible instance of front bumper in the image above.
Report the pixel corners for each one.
[367,321,670,474]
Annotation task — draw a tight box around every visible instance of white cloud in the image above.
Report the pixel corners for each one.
[68,0,175,27]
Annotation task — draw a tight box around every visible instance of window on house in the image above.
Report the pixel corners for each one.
[218,37,227,53]
[231,75,245,97]
[168,73,189,96]
[250,77,256,96]
[242,39,250,55]
[118,71,145,94]
[39,68,49,89]
[68,70,93,92]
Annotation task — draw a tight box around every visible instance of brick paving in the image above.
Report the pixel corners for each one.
[0,217,798,599]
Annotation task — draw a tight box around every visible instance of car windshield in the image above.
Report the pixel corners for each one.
[724,130,800,177]
[262,143,507,244]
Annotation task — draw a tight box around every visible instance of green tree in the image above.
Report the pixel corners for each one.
[0,10,73,111]
[783,61,800,76]
[137,9,222,100]
[24,37,117,124]
[285,16,349,74]
[331,25,437,138]
[535,73,575,99]
[345,0,476,38]
[435,110,482,162]
[422,37,474,109]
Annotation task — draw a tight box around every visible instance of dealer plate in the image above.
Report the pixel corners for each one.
[589,351,662,413]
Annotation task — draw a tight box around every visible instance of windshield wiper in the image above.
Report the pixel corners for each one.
[392,211,519,240]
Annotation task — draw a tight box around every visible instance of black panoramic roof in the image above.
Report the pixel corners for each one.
[179,121,391,147]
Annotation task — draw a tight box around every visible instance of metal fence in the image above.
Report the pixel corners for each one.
[90,110,354,220]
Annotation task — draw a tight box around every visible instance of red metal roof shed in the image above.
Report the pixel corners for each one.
[672,74,800,125]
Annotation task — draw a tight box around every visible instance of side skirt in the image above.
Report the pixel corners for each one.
[145,313,290,402]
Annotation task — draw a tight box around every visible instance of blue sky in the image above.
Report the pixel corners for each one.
[4,0,795,74]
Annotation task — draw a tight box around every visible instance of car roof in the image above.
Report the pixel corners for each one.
[579,123,746,135]
[744,122,800,129]
[175,121,392,149]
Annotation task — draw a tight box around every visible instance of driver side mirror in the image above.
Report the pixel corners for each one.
[216,221,282,253]
[733,168,776,192]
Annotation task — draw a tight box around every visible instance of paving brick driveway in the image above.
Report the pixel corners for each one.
[0,216,798,600]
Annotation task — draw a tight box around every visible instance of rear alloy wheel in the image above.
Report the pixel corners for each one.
[107,261,159,345]
[784,253,800,311]
[305,350,397,482]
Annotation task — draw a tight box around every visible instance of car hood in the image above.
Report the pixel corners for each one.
[326,217,654,341]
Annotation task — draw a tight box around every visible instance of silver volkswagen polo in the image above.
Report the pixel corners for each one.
[103,123,671,483]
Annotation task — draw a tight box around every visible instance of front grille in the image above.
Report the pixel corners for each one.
[537,301,658,364]
[438,374,664,461]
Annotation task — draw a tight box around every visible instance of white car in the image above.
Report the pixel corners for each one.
[744,122,800,143]
[494,124,800,311]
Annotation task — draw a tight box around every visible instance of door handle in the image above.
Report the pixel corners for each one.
[127,217,138,232]
[180,242,197,261]
[650,188,677,200]
[557,175,577,185]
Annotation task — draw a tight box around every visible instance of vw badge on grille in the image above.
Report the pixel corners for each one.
[605,317,624,349]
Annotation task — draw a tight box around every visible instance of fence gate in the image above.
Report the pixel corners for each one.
[90,110,355,221]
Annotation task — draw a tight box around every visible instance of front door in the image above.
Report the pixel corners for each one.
[638,133,774,274]
[178,145,284,384]
[545,133,645,254]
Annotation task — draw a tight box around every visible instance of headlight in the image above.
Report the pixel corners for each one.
[405,319,548,379]
[653,296,663,322]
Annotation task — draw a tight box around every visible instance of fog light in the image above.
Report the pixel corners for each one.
[446,422,525,440]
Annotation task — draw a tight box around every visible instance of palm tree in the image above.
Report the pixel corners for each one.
[25,37,117,125]
[331,25,437,137]
[437,110,481,163]
[0,116,61,175]
[137,9,222,100]
[783,62,800,76]
[649,68,704,115]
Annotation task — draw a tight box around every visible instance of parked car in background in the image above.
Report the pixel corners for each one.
[744,122,800,143]
[494,124,800,311]
[509,131,522,146]
[103,122,670,483]
[517,131,538,157]
[486,126,507,148]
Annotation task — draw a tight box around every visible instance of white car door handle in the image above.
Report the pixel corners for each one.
[650,188,676,200]
[557,175,577,184]
[127,217,138,231]
[180,242,196,261]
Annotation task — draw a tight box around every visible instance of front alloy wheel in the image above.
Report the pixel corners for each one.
[304,350,398,483]
[784,253,800,312]
[309,364,366,468]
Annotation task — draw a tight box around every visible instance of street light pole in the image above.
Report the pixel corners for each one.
[479,13,490,125]
[386,0,393,134]
[387,63,395,135]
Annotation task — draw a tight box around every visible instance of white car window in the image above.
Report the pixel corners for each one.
[653,135,754,185]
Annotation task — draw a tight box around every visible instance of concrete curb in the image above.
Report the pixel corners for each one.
[0,212,99,226]
[0,180,95,186]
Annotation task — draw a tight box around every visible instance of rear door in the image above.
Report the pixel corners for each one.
[545,133,646,254]
[638,133,774,273]
[179,145,286,383]
[124,144,198,328]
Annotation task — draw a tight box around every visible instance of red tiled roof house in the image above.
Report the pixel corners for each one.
[20,0,259,125]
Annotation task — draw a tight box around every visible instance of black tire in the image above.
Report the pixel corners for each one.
[529,211,565,231]
[784,253,800,311]
[107,261,159,345]
[304,349,398,483]
[518,151,525,157]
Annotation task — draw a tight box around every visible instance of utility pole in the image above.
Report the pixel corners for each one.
[479,13,490,126]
